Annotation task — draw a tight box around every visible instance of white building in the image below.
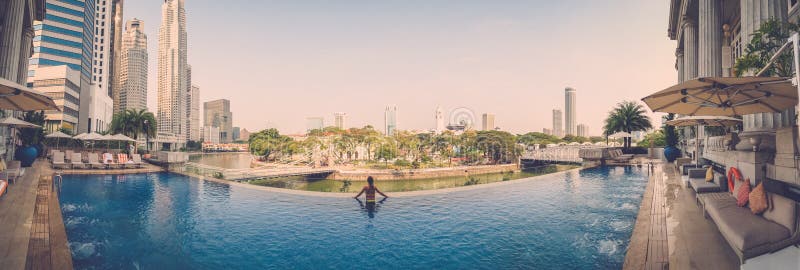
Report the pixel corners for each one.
[30,66,81,132]
[119,18,148,112]
[189,84,200,141]
[306,117,324,132]
[203,126,220,144]
[435,106,445,134]
[482,113,496,131]
[564,87,577,136]
[334,112,346,130]
[552,109,563,138]
[577,124,588,138]
[78,0,121,133]
[385,105,397,136]
[157,0,188,142]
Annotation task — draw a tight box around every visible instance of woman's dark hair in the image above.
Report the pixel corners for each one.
[367,176,374,186]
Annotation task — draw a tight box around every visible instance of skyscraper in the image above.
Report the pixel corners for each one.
[385,105,397,136]
[435,106,445,134]
[204,99,233,143]
[188,84,200,141]
[27,0,95,133]
[552,109,563,138]
[80,0,122,133]
[565,87,577,136]
[482,113,496,131]
[119,18,148,112]
[577,124,588,137]
[334,112,347,130]
[158,0,188,140]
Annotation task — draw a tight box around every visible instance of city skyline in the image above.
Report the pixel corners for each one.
[122,0,674,135]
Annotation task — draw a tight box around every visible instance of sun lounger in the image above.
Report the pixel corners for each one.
[4,161,24,183]
[87,153,104,169]
[687,168,726,194]
[70,153,85,169]
[117,154,129,169]
[52,152,68,169]
[131,154,144,168]
[65,150,74,162]
[0,180,7,198]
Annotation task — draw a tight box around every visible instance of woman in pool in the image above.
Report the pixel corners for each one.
[354,176,388,202]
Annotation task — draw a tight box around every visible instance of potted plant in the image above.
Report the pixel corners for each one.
[663,113,681,162]
[16,111,46,167]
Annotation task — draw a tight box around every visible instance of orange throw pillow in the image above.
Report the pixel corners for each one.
[736,180,751,207]
[749,182,768,215]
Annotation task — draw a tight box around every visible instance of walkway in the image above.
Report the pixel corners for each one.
[624,163,739,270]
[0,161,72,270]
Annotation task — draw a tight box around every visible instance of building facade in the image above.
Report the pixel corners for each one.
[564,87,576,136]
[435,106,445,134]
[188,84,200,141]
[118,18,147,112]
[232,126,240,141]
[202,125,219,144]
[552,109,563,138]
[481,113,496,131]
[240,128,251,141]
[577,124,588,138]
[306,117,324,132]
[157,0,188,140]
[385,105,397,136]
[27,0,95,133]
[334,112,346,130]
[30,65,80,132]
[203,99,232,143]
[543,128,552,135]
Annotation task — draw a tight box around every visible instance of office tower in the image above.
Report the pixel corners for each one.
[27,0,95,133]
[577,124,588,137]
[565,87,577,136]
[240,128,251,141]
[79,0,122,133]
[435,106,445,134]
[334,112,347,130]
[543,128,552,135]
[158,0,188,139]
[119,18,147,112]
[552,109,563,138]
[482,113,496,131]
[204,99,233,143]
[306,117,324,132]
[110,0,124,109]
[202,126,219,144]
[385,105,397,136]
[232,127,240,141]
[188,84,200,141]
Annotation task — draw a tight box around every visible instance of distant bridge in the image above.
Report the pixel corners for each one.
[520,146,611,165]
[183,162,336,182]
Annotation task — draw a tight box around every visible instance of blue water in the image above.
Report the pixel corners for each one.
[59,166,649,270]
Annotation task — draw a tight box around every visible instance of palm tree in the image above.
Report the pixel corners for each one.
[109,109,157,142]
[603,101,653,148]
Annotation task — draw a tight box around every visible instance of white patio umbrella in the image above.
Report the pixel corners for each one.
[665,116,743,163]
[0,77,59,111]
[0,117,42,129]
[74,132,104,151]
[642,76,798,116]
[609,131,632,138]
[110,134,136,153]
[45,131,73,150]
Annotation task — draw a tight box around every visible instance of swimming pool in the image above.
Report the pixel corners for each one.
[59,166,649,269]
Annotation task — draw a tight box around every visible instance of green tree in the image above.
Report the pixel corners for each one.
[640,130,666,147]
[109,109,157,142]
[249,128,296,161]
[603,101,653,149]
[734,19,799,77]
[21,111,45,146]
[517,132,561,146]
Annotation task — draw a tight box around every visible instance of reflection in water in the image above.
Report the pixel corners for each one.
[355,198,388,218]
[189,153,253,169]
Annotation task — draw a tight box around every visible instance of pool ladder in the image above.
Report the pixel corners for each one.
[52,171,62,192]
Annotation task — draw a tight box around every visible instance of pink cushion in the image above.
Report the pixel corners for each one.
[737,180,751,207]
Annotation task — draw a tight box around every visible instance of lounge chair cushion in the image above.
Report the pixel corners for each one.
[736,181,751,207]
[703,193,738,211]
[711,204,790,251]
[690,178,724,193]
[763,194,797,234]
[749,183,768,215]
[706,167,714,182]
[688,168,706,179]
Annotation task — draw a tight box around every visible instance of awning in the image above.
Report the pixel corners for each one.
[0,77,59,111]
[665,116,742,127]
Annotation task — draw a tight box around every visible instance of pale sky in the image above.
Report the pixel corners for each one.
[124,0,676,135]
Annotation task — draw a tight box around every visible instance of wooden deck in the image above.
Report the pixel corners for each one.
[623,163,668,270]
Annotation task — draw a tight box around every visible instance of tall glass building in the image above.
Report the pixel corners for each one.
[28,0,95,132]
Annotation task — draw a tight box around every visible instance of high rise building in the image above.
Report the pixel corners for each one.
[482,113,496,131]
[202,126,219,144]
[543,128,552,135]
[240,128,251,141]
[158,0,188,140]
[118,18,147,112]
[577,124,588,137]
[306,117,324,132]
[188,84,200,141]
[384,105,397,136]
[109,0,124,110]
[435,106,445,134]
[232,127,240,141]
[27,0,95,133]
[552,109,563,138]
[334,112,347,130]
[79,0,122,133]
[565,87,577,136]
[204,99,233,143]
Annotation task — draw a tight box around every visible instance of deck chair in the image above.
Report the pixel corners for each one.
[5,161,24,183]
[131,154,144,168]
[52,152,68,169]
[70,153,85,169]
[65,150,74,162]
[117,154,129,169]
[87,153,104,169]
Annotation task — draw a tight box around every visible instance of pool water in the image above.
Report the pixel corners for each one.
[59,166,649,269]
